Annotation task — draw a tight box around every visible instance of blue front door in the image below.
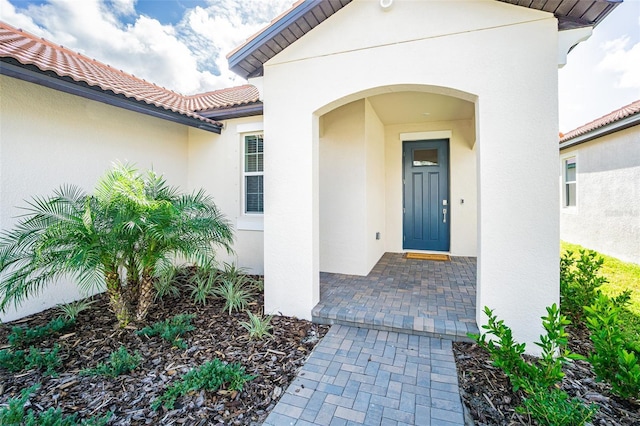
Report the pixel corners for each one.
[403,140,450,251]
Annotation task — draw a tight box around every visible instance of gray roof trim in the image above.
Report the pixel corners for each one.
[227,0,621,80]
[200,102,264,121]
[228,0,352,79]
[559,113,640,150]
[1,59,222,134]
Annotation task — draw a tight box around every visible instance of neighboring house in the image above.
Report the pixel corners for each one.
[0,0,619,348]
[560,100,640,265]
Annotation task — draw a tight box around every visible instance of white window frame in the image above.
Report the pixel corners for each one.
[561,154,577,211]
[243,132,264,215]
[237,122,264,231]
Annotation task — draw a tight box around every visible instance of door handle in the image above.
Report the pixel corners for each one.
[443,208,447,223]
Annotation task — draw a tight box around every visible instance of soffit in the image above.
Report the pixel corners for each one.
[227,0,621,80]
[367,92,474,125]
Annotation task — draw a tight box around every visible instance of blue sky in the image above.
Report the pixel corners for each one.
[1,0,639,132]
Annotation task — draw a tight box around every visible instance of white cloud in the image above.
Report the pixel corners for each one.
[1,0,292,94]
[598,36,640,89]
[558,1,640,132]
[109,0,136,17]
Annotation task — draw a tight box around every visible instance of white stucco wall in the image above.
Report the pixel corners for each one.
[319,100,367,274]
[262,0,560,349]
[0,75,190,322]
[560,126,640,265]
[187,118,265,274]
[364,99,386,270]
[319,99,386,275]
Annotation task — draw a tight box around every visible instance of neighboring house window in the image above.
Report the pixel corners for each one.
[244,134,264,213]
[563,157,576,207]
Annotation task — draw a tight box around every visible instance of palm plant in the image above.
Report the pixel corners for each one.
[130,171,233,320]
[0,184,135,325]
[0,162,234,326]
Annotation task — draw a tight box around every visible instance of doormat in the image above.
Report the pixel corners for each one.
[405,252,450,261]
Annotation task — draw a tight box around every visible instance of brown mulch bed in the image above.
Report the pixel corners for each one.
[453,324,640,425]
[0,290,329,425]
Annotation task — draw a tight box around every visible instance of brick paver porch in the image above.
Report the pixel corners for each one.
[312,253,478,340]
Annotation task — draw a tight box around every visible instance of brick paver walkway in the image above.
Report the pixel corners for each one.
[264,324,466,426]
[313,253,478,340]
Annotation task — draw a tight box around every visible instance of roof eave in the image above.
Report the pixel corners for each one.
[200,102,264,121]
[559,113,640,150]
[228,0,351,79]
[1,59,222,134]
[228,0,621,79]
[228,0,318,77]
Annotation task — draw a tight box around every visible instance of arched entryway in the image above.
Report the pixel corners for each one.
[312,85,479,339]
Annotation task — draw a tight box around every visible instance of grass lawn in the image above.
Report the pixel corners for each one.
[561,241,640,349]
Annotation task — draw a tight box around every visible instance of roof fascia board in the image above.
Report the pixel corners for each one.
[1,60,222,134]
[200,103,263,121]
[228,0,322,75]
[560,114,640,150]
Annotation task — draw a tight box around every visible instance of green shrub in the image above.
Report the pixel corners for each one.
[0,348,27,372]
[7,316,75,347]
[585,292,640,399]
[0,384,40,425]
[152,358,255,410]
[240,311,273,340]
[219,262,248,282]
[25,344,62,376]
[214,278,253,315]
[80,346,142,377]
[0,345,61,376]
[560,250,607,320]
[137,314,195,349]
[219,262,263,292]
[472,304,595,425]
[188,263,217,306]
[153,265,182,301]
[57,299,96,321]
[0,383,112,425]
[519,387,597,426]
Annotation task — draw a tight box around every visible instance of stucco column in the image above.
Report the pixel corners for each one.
[262,105,320,320]
[475,94,560,353]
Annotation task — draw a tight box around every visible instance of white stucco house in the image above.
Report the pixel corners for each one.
[560,100,640,265]
[0,0,620,348]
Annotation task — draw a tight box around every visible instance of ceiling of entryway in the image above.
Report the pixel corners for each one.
[367,92,475,125]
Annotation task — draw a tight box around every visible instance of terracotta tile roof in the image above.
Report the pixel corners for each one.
[187,85,260,112]
[0,21,259,126]
[560,100,640,143]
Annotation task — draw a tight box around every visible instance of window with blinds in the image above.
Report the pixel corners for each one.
[563,157,576,208]
[244,134,264,213]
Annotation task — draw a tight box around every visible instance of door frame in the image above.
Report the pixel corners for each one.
[401,132,451,252]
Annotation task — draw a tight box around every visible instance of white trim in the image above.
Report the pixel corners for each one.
[400,130,452,141]
[237,122,264,134]
[560,153,578,213]
[557,27,592,69]
[242,133,264,215]
[237,216,264,231]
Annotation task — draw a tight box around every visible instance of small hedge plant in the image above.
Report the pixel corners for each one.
[0,345,62,376]
[471,304,596,426]
[7,316,75,348]
[152,358,255,410]
[80,346,142,378]
[585,292,640,399]
[137,313,195,349]
[0,384,112,425]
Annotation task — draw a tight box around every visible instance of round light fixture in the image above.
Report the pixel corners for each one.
[380,0,393,11]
